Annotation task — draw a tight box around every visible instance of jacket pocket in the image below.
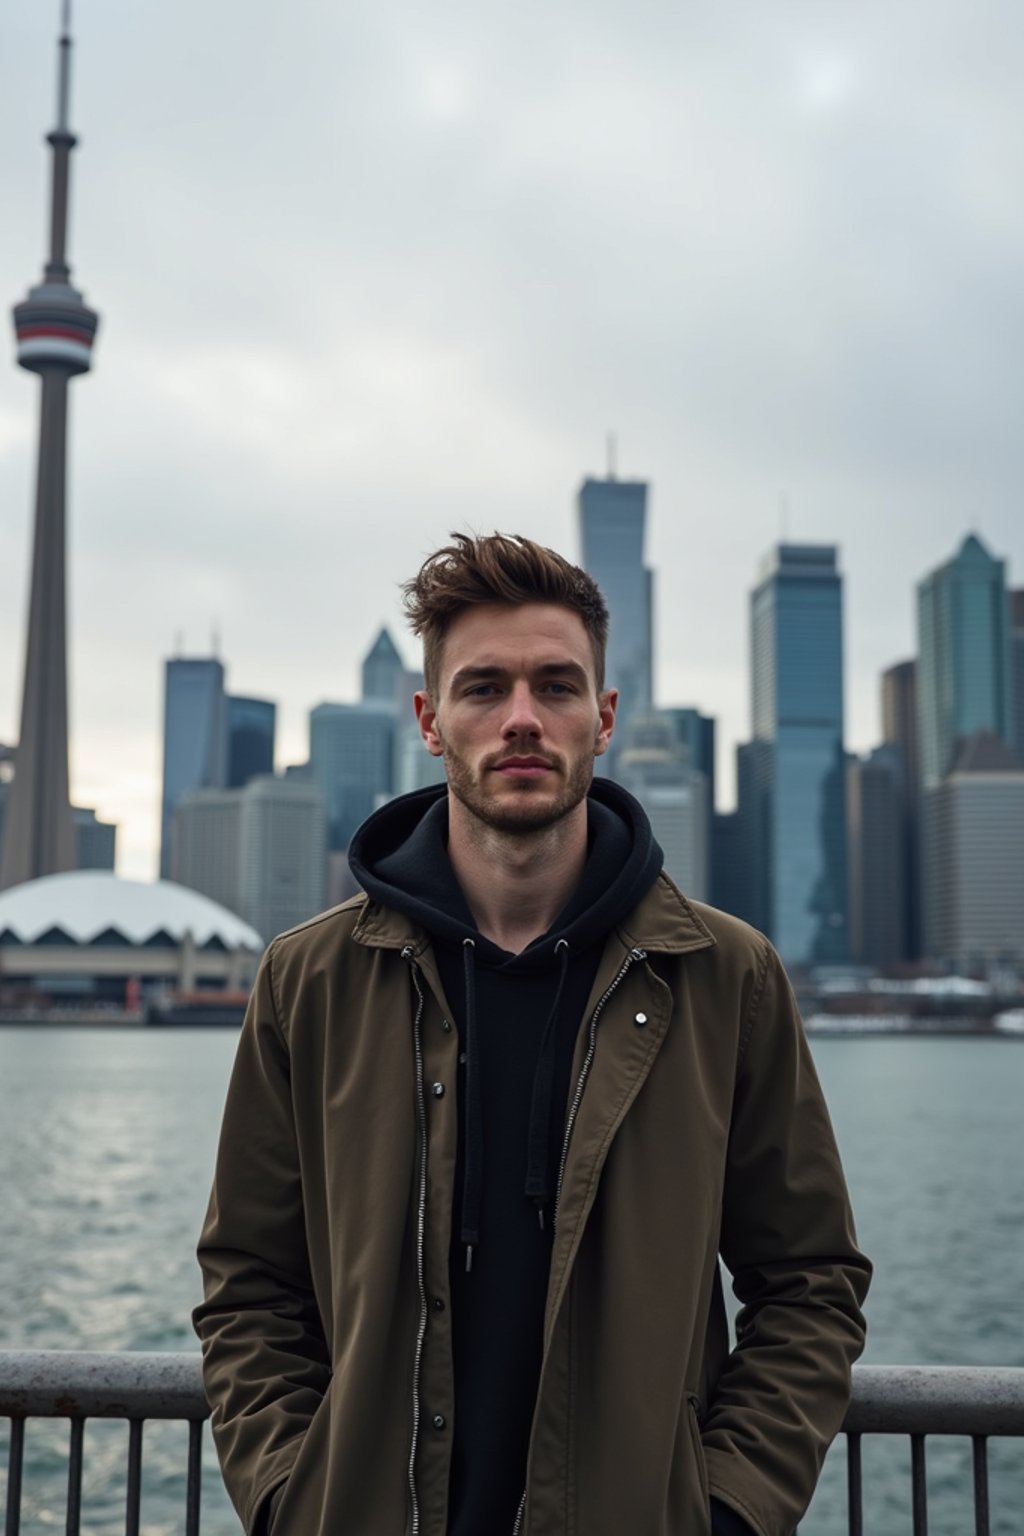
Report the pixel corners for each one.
[686,1394,711,1515]
[261,1385,333,1536]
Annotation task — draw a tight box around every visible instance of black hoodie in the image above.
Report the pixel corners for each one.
[348,778,663,1535]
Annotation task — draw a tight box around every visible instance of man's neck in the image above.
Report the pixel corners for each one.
[447,799,588,954]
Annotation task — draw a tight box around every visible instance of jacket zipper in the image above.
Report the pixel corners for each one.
[512,945,647,1535]
[402,947,429,1536]
[552,946,646,1229]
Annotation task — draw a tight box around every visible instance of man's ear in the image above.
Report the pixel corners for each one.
[414,691,445,758]
[594,688,618,758]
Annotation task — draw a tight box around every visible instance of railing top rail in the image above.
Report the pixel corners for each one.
[0,1349,207,1421]
[1,1353,1023,1435]
[846,1363,1024,1436]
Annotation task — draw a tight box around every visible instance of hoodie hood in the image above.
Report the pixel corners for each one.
[348,776,664,966]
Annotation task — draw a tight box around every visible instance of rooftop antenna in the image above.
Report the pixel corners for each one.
[779,491,790,541]
[606,431,617,481]
[173,629,184,656]
[211,622,221,659]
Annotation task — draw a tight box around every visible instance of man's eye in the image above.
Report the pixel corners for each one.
[467,684,498,697]
[544,683,574,695]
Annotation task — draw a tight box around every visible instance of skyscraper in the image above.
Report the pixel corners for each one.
[226,696,276,788]
[309,702,395,849]
[174,775,327,944]
[747,544,848,967]
[846,747,906,968]
[881,659,920,959]
[617,715,708,899]
[1009,590,1024,763]
[916,534,1014,959]
[160,658,227,877]
[929,733,1024,970]
[361,627,406,706]
[1,7,100,890]
[577,476,653,758]
[916,533,1013,791]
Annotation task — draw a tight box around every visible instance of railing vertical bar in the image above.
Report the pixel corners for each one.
[910,1434,928,1536]
[846,1432,863,1536]
[65,1417,84,1536]
[5,1418,25,1536]
[185,1419,202,1536]
[124,1419,143,1536]
[972,1435,990,1536]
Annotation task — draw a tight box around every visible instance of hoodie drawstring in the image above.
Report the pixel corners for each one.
[524,938,570,1228]
[460,937,482,1271]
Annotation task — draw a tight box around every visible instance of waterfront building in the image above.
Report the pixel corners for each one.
[577,475,653,765]
[0,871,261,1005]
[916,534,1014,959]
[1011,590,1024,763]
[235,776,327,943]
[709,811,746,920]
[929,733,1024,971]
[174,775,326,942]
[170,787,241,916]
[617,714,707,899]
[159,657,227,877]
[226,695,276,788]
[746,544,848,967]
[73,806,116,871]
[847,747,906,969]
[733,740,770,932]
[917,533,1013,789]
[881,659,920,959]
[1,12,100,890]
[662,706,716,872]
[309,701,395,849]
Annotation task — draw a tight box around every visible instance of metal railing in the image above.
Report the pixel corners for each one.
[1,1351,205,1536]
[2,1353,1023,1535]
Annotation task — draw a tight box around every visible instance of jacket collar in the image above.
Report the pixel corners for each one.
[350,871,716,957]
[614,871,716,954]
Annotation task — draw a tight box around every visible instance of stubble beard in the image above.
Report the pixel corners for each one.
[442,744,595,836]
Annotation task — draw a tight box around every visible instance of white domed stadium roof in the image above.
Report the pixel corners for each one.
[0,871,263,950]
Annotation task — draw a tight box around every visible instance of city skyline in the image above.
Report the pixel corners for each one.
[3,2,1024,880]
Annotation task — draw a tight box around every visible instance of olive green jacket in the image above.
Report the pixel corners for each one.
[195,875,870,1536]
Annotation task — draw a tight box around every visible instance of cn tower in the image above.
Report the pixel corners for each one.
[1,2,99,889]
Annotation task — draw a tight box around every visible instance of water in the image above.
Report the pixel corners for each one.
[1,1028,1021,1534]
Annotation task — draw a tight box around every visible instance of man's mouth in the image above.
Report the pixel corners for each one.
[492,756,554,777]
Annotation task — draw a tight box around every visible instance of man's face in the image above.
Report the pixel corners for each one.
[415,603,617,836]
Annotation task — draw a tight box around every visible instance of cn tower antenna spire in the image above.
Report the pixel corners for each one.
[57,0,73,129]
[0,3,100,889]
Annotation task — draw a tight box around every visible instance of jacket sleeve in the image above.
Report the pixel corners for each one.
[193,944,330,1535]
[701,940,871,1536]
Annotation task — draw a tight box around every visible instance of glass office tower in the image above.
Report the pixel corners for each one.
[227,696,277,788]
[309,701,395,849]
[916,533,1013,959]
[749,545,848,966]
[160,658,226,878]
[577,477,653,760]
[916,533,1013,791]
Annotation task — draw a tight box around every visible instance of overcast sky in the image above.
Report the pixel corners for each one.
[2,0,1022,881]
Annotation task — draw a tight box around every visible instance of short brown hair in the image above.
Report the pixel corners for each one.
[402,531,609,696]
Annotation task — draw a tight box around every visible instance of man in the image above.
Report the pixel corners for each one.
[195,532,870,1536]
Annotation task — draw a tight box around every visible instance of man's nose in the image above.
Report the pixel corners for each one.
[501,681,542,738]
